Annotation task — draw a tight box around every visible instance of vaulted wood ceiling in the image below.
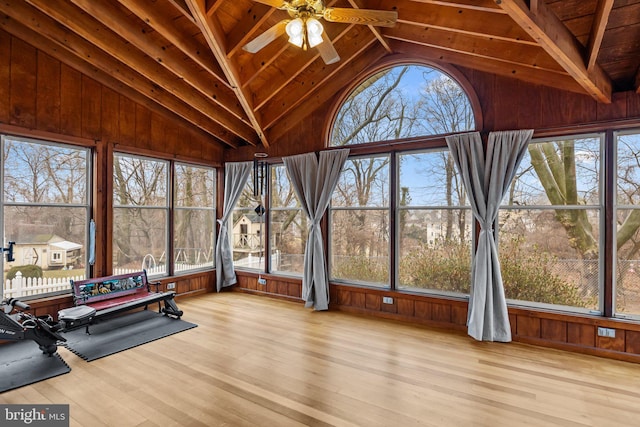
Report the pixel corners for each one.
[2,0,639,150]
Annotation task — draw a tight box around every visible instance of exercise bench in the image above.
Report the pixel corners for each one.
[58,270,183,333]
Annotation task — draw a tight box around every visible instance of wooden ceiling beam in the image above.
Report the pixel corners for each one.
[117,0,228,88]
[495,0,612,103]
[166,0,197,24]
[260,26,378,129]
[587,0,614,72]
[394,0,506,13]
[24,0,258,145]
[347,0,393,54]
[206,0,224,16]
[392,1,537,44]
[225,2,277,58]
[0,19,227,148]
[390,40,587,95]
[0,0,239,147]
[70,0,250,125]
[185,0,270,147]
[385,25,566,73]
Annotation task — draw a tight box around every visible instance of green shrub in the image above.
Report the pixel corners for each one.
[6,265,43,280]
[500,238,587,307]
[398,237,588,308]
[332,256,388,284]
[399,240,471,293]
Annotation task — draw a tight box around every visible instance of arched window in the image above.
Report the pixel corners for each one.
[329,64,477,146]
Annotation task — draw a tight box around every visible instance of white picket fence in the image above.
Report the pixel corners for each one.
[3,262,214,299]
[3,272,84,298]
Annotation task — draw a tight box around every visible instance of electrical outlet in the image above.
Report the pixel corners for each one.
[382,296,393,304]
[257,277,266,285]
[167,282,176,290]
[597,327,616,338]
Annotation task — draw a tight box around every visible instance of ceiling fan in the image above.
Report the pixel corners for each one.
[242,0,397,65]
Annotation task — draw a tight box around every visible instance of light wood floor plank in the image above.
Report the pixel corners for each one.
[2,293,640,426]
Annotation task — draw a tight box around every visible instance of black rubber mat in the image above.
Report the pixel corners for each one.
[62,310,197,361]
[0,340,70,393]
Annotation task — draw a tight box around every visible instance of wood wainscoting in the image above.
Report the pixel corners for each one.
[234,271,640,364]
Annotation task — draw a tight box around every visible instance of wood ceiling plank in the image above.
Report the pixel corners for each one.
[225,2,276,58]
[117,0,227,88]
[167,0,197,24]
[185,0,268,147]
[0,0,239,147]
[385,24,566,73]
[206,0,225,16]
[347,0,393,53]
[392,1,537,44]
[24,0,258,145]
[259,26,378,129]
[249,24,353,110]
[496,0,612,103]
[72,0,250,125]
[267,43,388,143]
[587,0,614,72]
[391,0,506,13]
[0,11,233,148]
[389,40,587,95]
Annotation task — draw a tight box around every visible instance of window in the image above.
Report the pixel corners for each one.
[500,135,603,313]
[615,131,640,317]
[330,155,390,286]
[2,135,90,298]
[270,164,304,275]
[232,167,265,270]
[174,163,216,273]
[397,149,472,295]
[330,64,475,146]
[327,63,476,292]
[113,153,168,276]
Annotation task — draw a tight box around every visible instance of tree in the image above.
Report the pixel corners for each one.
[329,65,475,283]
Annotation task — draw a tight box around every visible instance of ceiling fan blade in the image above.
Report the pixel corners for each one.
[323,8,397,27]
[242,20,288,53]
[317,32,340,65]
[251,0,287,7]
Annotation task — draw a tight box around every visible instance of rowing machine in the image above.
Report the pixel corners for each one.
[0,298,66,356]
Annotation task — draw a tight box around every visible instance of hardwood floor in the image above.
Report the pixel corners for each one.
[2,292,640,426]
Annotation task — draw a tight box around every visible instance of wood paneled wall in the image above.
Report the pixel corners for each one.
[233,272,640,363]
[0,29,220,313]
[0,29,223,161]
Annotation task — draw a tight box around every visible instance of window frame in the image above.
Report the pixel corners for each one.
[613,128,640,319]
[172,161,217,275]
[328,152,392,287]
[498,133,605,315]
[395,148,474,297]
[112,152,170,278]
[1,134,92,300]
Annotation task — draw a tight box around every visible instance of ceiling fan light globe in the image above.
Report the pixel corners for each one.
[306,18,324,48]
[286,18,304,38]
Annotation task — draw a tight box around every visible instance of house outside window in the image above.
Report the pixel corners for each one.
[1,135,90,298]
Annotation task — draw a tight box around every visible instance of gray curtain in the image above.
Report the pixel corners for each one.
[283,149,349,310]
[215,161,252,292]
[446,129,533,342]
